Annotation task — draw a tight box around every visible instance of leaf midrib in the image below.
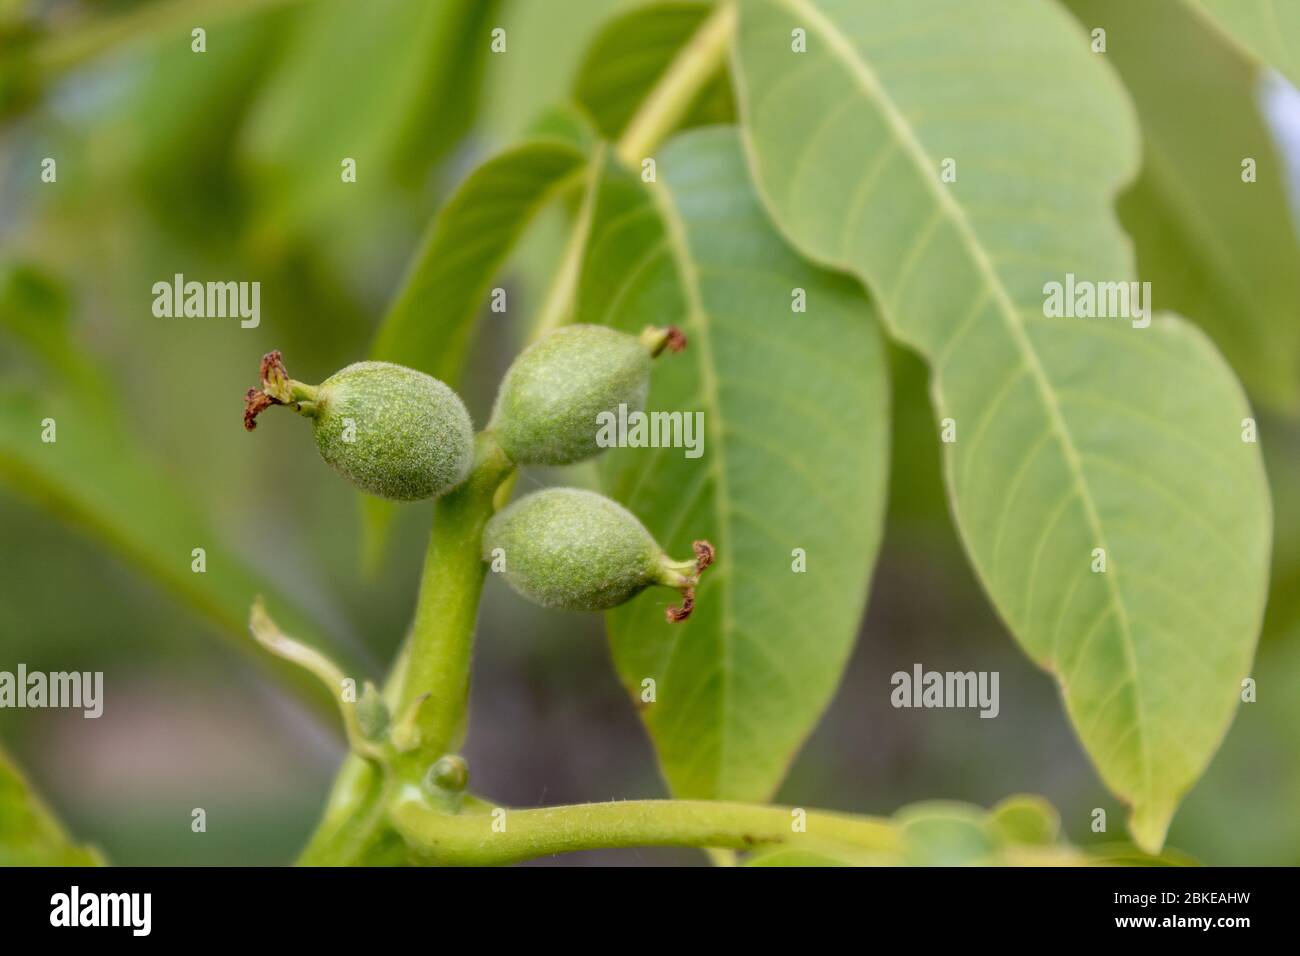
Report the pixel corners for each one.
[779,0,1152,802]
[647,172,736,799]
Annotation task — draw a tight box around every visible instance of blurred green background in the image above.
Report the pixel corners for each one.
[1,0,1297,865]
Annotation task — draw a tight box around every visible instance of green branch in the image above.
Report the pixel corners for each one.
[294,434,513,866]
[295,761,404,867]
[395,433,514,761]
[297,0,749,868]
[389,796,898,866]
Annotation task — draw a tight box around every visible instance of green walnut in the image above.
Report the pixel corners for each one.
[488,323,685,466]
[243,351,474,501]
[483,487,713,622]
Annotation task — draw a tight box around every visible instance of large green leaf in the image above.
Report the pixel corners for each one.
[733,0,1271,850]
[1061,0,1300,413]
[573,0,734,139]
[580,129,890,801]
[239,0,497,233]
[1186,0,1300,89]
[0,744,102,866]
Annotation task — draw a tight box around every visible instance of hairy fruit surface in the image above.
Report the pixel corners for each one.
[244,353,474,501]
[313,361,474,501]
[488,324,682,466]
[483,487,711,621]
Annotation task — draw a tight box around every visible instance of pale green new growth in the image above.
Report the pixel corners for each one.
[249,598,385,761]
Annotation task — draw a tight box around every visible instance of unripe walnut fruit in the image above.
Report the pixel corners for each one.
[313,361,473,501]
[483,487,712,622]
[488,324,684,466]
[243,352,474,502]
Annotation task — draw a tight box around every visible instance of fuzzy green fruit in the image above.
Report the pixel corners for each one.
[312,361,473,501]
[483,487,712,621]
[488,324,684,466]
[244,352,474,502]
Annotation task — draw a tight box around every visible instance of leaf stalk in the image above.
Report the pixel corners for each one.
[389,795,898,866]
